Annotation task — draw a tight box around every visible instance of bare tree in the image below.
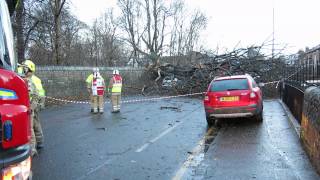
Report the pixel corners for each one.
[118,0,141,64]
[27,0,87,65]
[14,0,25,63]
[19,0,208,67]
[185,10,207,53]
[51,0,66,65]
[169,3,207,57]
[89,9,125,67]
[118,0,171,64]
[118,0,208,65]
[169,0,185,56]
[14,0,45,62]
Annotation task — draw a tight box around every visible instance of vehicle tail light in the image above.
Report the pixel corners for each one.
[204,95,209,101]
[250,92,256,98]
[1,157,31,180]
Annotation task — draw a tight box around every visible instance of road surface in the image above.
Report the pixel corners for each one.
[32,98,319,180]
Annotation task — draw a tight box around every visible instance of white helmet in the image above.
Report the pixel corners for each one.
[93,67,99,73]
[93,68,100,78]
[113,69,119,75]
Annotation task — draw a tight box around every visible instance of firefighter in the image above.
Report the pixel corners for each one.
[86,69,95,112]
[22,60,45,156]
[86,68,105,113]
[109,69,122,113]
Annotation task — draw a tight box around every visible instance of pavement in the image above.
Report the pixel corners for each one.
[32,98,319,180]
[190,100,319,180]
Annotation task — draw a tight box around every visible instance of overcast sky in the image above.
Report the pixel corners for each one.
[70,0,320,54]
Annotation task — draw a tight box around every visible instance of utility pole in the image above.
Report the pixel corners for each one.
[272,7,275,61]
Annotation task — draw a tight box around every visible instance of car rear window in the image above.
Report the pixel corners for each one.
[210,78,249,92]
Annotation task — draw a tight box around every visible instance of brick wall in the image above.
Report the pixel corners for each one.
[35,66,144,99]
[301,86,320,174]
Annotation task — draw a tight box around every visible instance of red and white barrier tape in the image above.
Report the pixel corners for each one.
[45,78,287,105]
[45,92,205,105]
[260,81,279,85]
[45,96,90,104]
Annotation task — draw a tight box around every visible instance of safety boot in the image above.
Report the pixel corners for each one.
[31,149,38,157]
[37,142,44,150]
[93,108,98,114]
[99,108,104,114]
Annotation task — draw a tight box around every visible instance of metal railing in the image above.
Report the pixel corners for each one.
[284,60,320,91]
[281,59,320,124]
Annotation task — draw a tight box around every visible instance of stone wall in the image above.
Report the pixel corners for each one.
[35,66,144,99]
[301,86,320,174]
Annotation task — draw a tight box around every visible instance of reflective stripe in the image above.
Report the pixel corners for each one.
[111,76,122,93]
[92,77,105,95]
[112,84,122,93]
[0,88,17,100]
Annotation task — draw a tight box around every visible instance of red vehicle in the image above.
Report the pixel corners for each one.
[203,74,263,126]
[0,0,32,179]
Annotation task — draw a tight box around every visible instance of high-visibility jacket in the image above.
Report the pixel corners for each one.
[86,74,94,89]
[26,75,45,110]
[110,75,122,93]
[92,77,105,96]
[31,75,45,97]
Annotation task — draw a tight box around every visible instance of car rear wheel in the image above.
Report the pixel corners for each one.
[206,115,215,126]
[254,111,263,122]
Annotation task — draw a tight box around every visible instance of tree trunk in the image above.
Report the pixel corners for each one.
[53,0,66,65]
[54,0,61,65]
[15,0,25,63]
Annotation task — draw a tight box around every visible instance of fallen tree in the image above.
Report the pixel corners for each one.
[141,46,287,98]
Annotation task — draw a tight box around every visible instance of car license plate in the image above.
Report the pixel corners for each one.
[220,96,239,101]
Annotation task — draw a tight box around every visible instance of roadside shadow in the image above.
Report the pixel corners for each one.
[218,117,262,127]
[90,113,105,121]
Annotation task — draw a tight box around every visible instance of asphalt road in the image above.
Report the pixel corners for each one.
[32,98,319,180]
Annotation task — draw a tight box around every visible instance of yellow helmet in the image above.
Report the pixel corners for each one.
[23,60,36,72]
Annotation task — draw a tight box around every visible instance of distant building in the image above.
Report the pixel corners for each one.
[299,45,320,76]
[286,54,299,65]
[303,45,320,65]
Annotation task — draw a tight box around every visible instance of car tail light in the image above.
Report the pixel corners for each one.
[1,157,31,180]
[250,92,256,98]
[204,95,209,101]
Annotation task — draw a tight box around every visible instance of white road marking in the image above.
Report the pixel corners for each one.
[135,143,150,153]
[135,105,203,153]
[172,127,215,180]
[77,158,114,180]
[135,123,181,153]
